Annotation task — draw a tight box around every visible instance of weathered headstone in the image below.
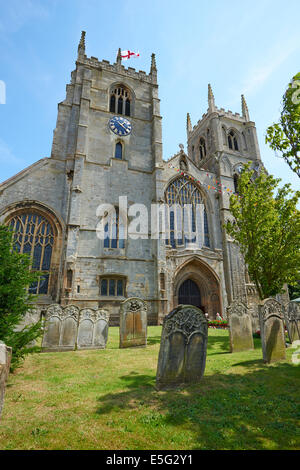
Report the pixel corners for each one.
[156,305,208,390]
[227,300,254,352]
[42,304,64,351]
[42,304,79,351]
[60,305,79,350]
[259,298,286,363]
[119,298,147,348]
[77,308,109,349]
[42,304,110,351]
[285,302,300,343]
[0,342,12,420]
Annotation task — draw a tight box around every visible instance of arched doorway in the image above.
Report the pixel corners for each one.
[178,279,202,309]
[173,257,222,318]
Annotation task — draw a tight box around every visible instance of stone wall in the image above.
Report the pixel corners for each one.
[0,342,12,420]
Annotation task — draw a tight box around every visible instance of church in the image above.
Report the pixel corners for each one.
[0,32,264,327]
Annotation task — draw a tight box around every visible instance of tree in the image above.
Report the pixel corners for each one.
[288,281,300,301]
[225,164,300,301]
[0,225,43,370]
[266,72,300,177]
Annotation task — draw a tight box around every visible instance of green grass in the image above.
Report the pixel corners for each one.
[0,327,299,450]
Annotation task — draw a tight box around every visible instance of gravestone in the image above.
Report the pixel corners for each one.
[42,305,110,351]
[227,300,254,352]
[0,342,12,420]
[60,305,79,350]
[77,308,109,349]
[42,304,79,352]
[259,298,286,363]
[156,305,208,390]
[15,307,41,332]
[42,304,64,351]
[119,298,147,348]
[285,302,300,343]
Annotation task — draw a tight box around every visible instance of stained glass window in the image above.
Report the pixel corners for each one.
[8,213,54,294]
[165,176,210,249]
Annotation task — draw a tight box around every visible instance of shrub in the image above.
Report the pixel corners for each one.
[208,320,228,329]
[0,225,43,370]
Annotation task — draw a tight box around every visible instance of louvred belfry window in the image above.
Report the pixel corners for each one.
[110,86,131,116]
[199,138,206,160]
[8,213,54,294]
[228,130,239,151]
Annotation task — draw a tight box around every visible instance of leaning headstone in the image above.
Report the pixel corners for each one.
[119,298,147,348]
[227,300,254,352]
[0,342,12,420]
[259,298,286,363]
[156,305,208,390]
[285,302,300,343]
[77,308,109,350]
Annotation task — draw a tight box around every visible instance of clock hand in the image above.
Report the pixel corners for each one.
[118,121,128,131]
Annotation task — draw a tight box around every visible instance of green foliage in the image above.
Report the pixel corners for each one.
[0,225,43,370]
[225,165,300,300]
[288,281,300,300]
[266,72,300,177]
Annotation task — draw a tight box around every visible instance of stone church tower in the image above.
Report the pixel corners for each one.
[0,32,263,327]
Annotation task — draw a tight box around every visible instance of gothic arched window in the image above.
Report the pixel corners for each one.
[165,176,210,249]
[199,138,206,160]
[8,213,55,294]
[109,85,131,116]
[115,142,123,159]
[109,94,115,113]
[104,207,125,249]
[233,174,239,193]
[228,130,239,151]
[222,126,227,146]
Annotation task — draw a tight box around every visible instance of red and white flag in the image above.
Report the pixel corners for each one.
[121,50,140,60]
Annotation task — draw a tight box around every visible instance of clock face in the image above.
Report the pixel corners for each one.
[109,116,132,136]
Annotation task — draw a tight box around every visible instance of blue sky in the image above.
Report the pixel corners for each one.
[0,0,299,192]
